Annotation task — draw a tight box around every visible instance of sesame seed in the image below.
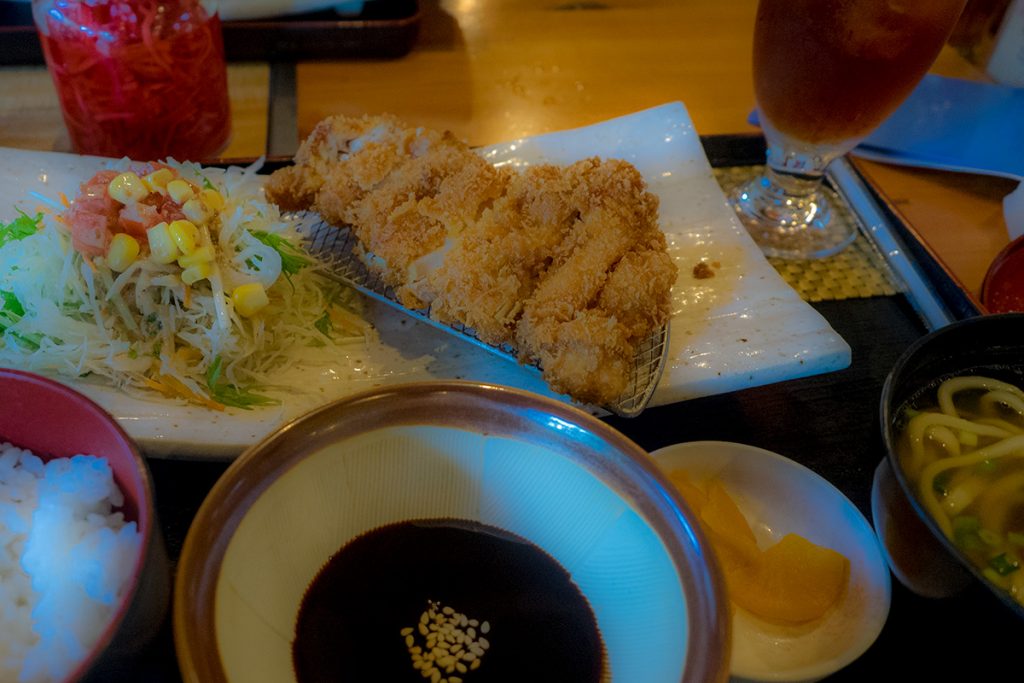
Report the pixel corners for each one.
[404,601,491,679]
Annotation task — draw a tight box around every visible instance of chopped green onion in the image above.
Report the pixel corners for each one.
[953,515,984,551]
[989,553,1020,576]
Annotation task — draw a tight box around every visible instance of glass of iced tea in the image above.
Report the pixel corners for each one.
[732,0,967,259]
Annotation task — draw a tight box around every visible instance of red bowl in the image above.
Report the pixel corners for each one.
[0,369,169,683]
[981,235,1024,314]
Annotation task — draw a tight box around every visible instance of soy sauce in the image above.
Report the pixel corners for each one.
[292,519,605,682]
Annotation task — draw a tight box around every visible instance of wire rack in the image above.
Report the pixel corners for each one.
[295,212,670,417]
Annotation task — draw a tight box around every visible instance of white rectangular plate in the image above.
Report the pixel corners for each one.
[0,103,850,458]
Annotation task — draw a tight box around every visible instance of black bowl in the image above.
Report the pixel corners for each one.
[880,313,1024,619]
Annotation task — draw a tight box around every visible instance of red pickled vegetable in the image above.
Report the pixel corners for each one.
[36,0,231,161]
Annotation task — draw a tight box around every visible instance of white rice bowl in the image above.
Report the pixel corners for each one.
[0,442,140,683]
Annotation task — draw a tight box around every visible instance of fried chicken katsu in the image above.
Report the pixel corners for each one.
[266,114,677,406]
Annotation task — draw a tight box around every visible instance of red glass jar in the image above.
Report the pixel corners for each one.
[32,0,231,161]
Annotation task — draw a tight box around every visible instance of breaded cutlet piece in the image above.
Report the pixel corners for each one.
[513,158,669,404]
[264,113,443,213]
[265,115,677,406]
[423,163,585,345]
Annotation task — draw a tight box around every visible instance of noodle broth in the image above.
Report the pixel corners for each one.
[895,371,1024,606]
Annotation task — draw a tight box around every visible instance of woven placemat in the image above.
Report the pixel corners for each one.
[714,165,900,302]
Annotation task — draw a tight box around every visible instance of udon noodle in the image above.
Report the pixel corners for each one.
[897,375,1024,604]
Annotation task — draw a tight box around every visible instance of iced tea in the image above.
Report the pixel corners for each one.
[754,0,967,145]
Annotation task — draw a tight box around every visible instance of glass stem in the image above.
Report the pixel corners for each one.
[730,135,859,259]
[758,164,825,213]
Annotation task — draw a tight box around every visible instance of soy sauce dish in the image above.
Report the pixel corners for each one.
[173,382,731,683]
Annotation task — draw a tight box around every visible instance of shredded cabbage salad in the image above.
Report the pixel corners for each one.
[0,159,367,410]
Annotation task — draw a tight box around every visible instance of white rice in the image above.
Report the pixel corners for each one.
[0,442,141,683]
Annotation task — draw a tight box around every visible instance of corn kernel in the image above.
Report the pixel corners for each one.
[167,179,195,204]
[106,233,140,272]
[232,282,269,318]
[181,198,210,225]
[177,245,215,269]
[147,222,180,264]
[181,261,214,285]
[168,219,199,254]
[108,172,148,204]
[199,188,225,212]
[142,168,175,194]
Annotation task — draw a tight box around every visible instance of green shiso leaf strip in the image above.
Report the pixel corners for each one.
[0,209,43,247]
[205,355,280,409]
[0,290,42,350]
[249,230,312,275]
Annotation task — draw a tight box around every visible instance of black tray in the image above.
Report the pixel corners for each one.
[0,0,420,65]
[123,138,1021,681]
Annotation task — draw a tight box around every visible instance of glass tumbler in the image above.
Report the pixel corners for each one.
[732,0,968,260]
[31,0,231,161]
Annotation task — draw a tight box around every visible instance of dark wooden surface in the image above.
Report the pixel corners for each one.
[126,294,1024,681]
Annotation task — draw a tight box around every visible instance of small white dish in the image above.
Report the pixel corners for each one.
[649,441,891,683]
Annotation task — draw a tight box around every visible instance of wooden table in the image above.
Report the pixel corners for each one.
[2,1,1022,681]
[0,0,1015,300]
